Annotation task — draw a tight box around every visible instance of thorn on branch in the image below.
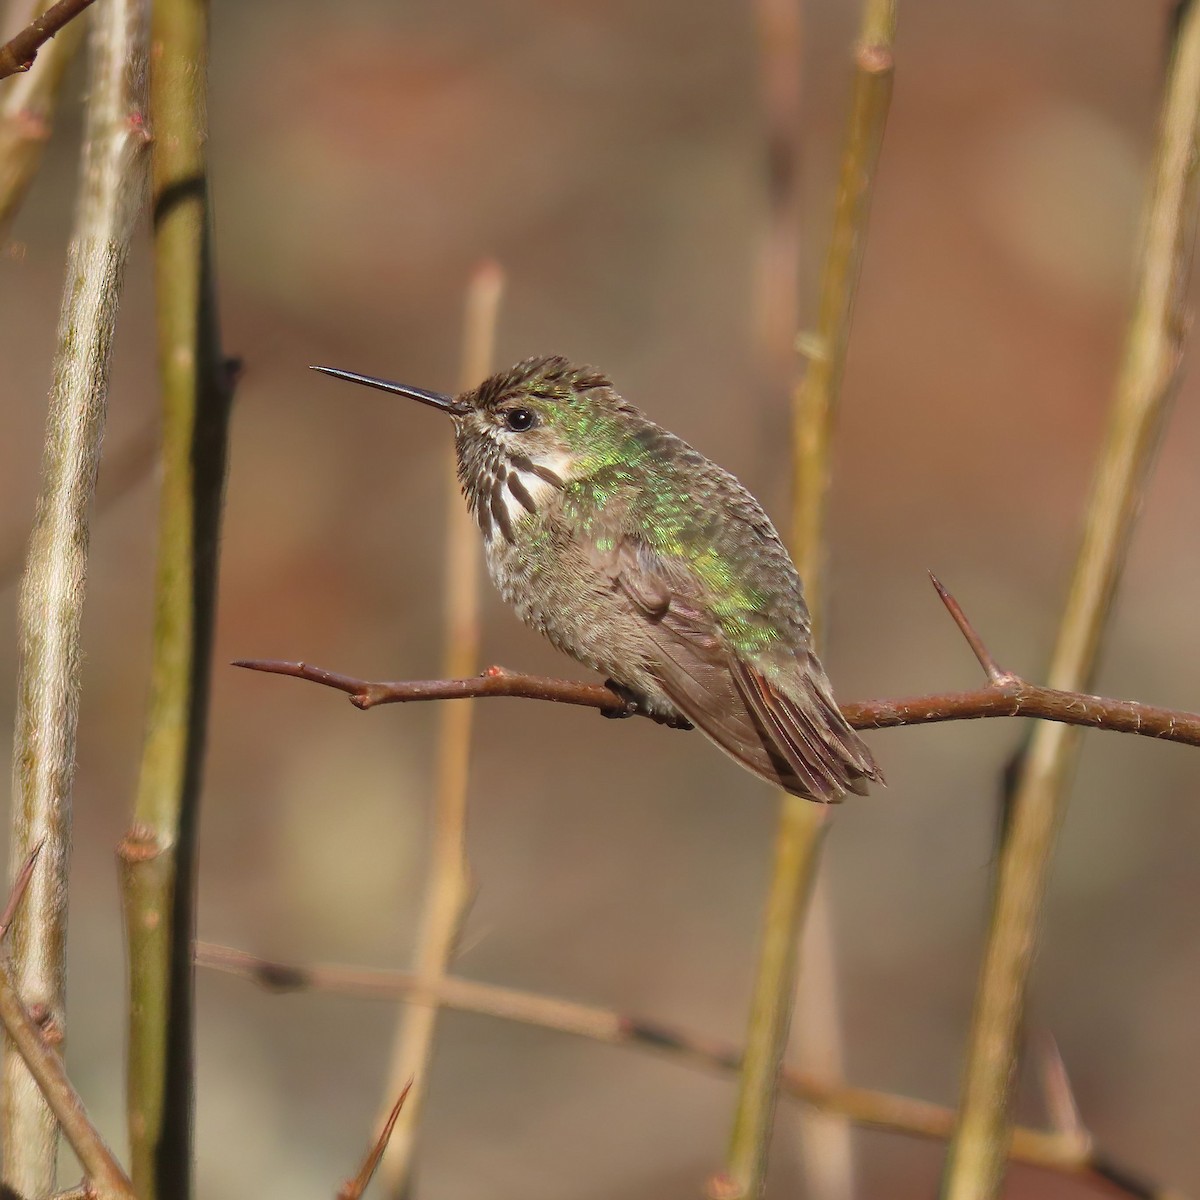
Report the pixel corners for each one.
[0,838,44,941]
[928,572,1011,683]
[1035,1031,1089,1149]
[335,1080,413,1200]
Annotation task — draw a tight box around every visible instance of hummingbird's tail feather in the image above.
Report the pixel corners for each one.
[739,662,883,801]
[727,658,882,803]
[646,627,881,802]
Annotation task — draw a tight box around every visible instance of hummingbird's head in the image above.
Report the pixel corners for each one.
[311,355,638,538]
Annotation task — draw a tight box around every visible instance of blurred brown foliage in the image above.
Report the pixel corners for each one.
[1,1,1197,1196]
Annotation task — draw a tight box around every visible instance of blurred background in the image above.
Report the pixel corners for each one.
[1,0,1198,1196]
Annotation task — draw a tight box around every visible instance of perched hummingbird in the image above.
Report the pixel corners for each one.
[313,355,881,803]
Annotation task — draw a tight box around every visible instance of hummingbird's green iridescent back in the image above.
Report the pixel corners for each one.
[318,355,881,802]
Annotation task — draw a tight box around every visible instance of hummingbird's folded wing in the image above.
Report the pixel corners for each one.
[605,538,878,803]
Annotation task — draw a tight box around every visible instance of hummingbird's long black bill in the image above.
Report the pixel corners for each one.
[310,365,466,415]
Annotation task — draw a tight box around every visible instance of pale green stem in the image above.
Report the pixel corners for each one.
[940,7,1200,1199]
[118,1,231,1198]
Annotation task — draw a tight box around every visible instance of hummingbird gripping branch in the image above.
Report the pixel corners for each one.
[310,356,883,804]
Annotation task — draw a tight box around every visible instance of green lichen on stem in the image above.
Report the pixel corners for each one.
[939,7,1200,1199]
[119,1,231,1197]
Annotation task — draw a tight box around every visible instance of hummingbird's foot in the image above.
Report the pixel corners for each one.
[601,679,640,719]
[601,680,694,730]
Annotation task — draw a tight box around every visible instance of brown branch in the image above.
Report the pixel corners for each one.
[0,851,134,1200]
[0,0,88,234]
[232,579,1200,750]
[195,942,1186,1200]
[0,0,97,80]
[0,962,136,1200]
[337,1082,412,1200]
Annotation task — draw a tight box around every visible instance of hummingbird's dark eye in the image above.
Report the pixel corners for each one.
[504,407,537,432]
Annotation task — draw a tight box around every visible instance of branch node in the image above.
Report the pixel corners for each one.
[855,42,894,73]
[38,1014,64,1048]
[705,1171,745,1200]
[116,825,163,864]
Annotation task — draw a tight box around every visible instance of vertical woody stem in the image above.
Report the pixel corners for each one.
[2,2,147,1195]
[378,262,505,1196]
[119,0,231,1197]
[719,3,896,1196]
[939,7,1200,1198]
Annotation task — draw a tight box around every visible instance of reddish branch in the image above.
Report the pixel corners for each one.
[0,842,134,1200]
[0,0,99,81]
[335,1081,412,1200]
[234,578,1200,750]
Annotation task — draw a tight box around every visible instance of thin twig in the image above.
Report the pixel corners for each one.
[118,0,231,1196]
[0,844,133,1199]
[195,941,1188,1200]
[233,577,1200,749]
[2,0,147,1192]
[0,0,95,80]
[0,0,87,233]
[377,260,504,1196]
[338,1082,413,1200]
[720,3,897,1196]
[940,7,1200,1198]
[0,959,135,1200]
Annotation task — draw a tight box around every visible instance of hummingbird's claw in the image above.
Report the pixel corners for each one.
[601,679,640,720]
[601,680,693,730]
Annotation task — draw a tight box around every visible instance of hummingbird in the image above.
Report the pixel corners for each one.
[312,355,881,803]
